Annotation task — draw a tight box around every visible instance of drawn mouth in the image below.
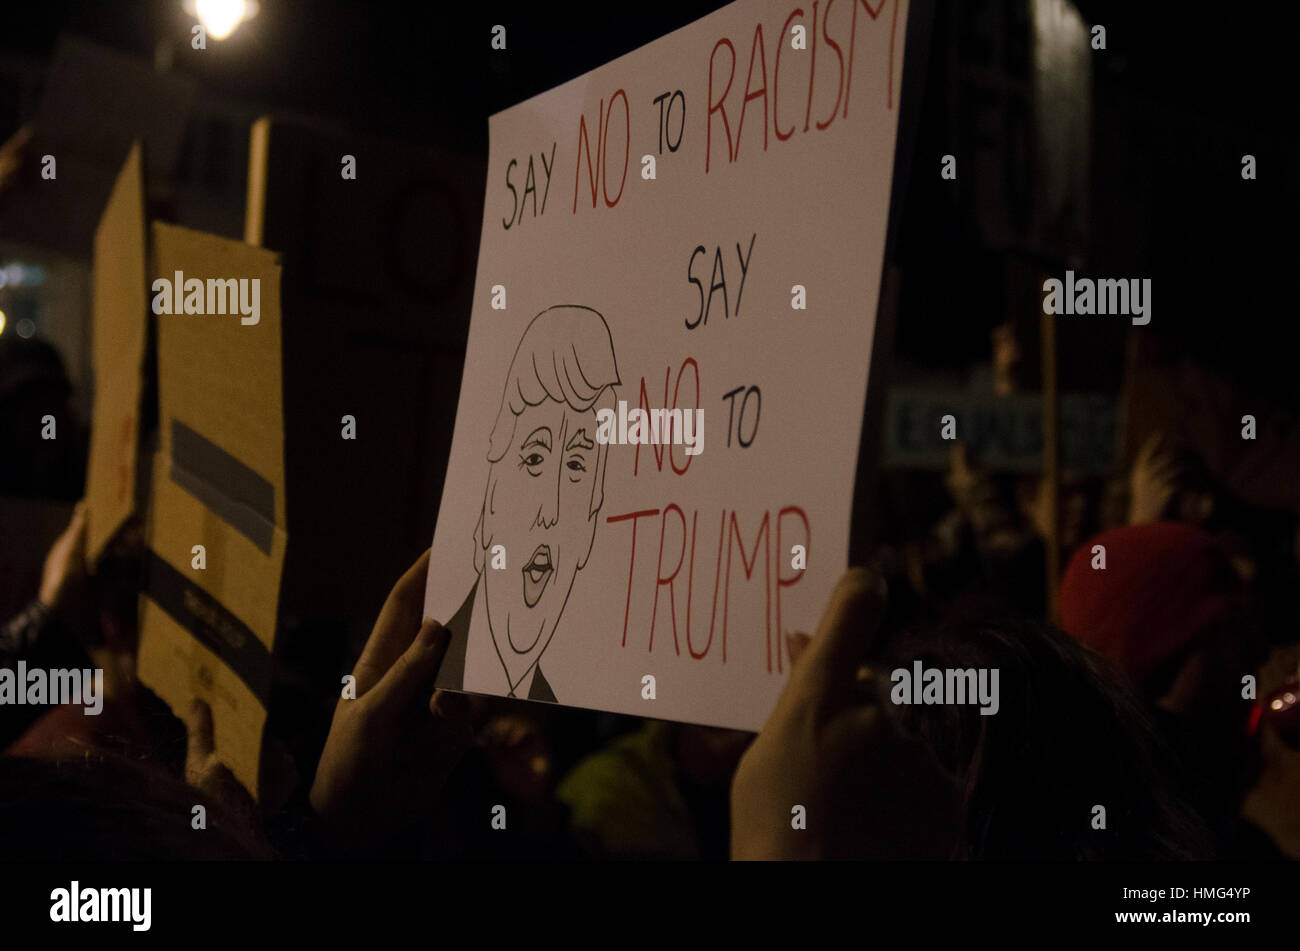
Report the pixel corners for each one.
[522,544,553,608]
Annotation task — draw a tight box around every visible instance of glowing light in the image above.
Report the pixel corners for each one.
[0,310,6,334]
[185,0,258,41]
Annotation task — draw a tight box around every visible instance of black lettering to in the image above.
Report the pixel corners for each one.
[667,91,686,152]
[653,92,670,154]
[738,386,761,447]
[722,385,745,447]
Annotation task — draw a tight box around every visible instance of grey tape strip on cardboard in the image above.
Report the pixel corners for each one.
[169,419,275,555]
[143,549,273,703]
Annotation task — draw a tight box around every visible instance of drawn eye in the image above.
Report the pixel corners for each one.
[567,457,587,473]
[521,452,544,471]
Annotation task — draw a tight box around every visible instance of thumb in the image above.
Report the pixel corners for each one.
[68,500,87,543]
[799,568,888,715]
[786,631,813,668]
[185,698,216,783]
[366,619,450,722]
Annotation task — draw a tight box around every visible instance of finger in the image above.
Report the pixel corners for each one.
[68,503,87,553]
[827,701,890,750]
[951,443,970,476]
[500,717,535,748]
[786,631,812,668]
[1139,432,1170,463]
[55,501,85,540]
[428,690,476,754]
[808,568,888,668]
[383,548,432,624]
[798,568,888,713]
[430,689,470,720]
[354,550,432,691]
[366,619,450,722]
[197,761,258,821]
[60,505,88,578]
[185,698,216,778]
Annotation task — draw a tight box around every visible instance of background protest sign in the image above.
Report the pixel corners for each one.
[884,388,1117,474]
[426,0,910,729]
[137,223,286,797]
[85,142,148,563]
[245,117,483,662]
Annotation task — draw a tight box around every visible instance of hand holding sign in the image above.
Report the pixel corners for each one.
[311,551,473,854]
[37,501,86,609]
[730,568,961,860]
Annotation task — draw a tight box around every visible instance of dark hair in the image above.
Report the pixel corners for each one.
[874,611,1216,860]
[0,753,270,860]
[0,336,84,499]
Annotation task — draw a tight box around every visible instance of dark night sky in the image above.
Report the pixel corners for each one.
[2,2,1292,150]
[2,1,1296,403]
[0,1,732,153]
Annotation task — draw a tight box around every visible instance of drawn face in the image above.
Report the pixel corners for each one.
[482,398,601,662]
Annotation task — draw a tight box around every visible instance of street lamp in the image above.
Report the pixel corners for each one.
[183,0,259,42]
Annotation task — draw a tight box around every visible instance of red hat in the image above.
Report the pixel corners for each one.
[1059,522,1238,685]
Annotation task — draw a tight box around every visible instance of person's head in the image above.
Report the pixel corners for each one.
[0,335,81,498]
[1059,522,1245,717]
[873,610,1215,859]
[475,306,619,661]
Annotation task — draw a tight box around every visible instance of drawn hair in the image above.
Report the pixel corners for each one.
[475,306,620,571]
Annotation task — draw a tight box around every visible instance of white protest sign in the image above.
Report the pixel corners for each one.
[426,0,909,729]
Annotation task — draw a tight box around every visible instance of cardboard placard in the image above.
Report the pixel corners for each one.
[244,117,482,659]
[136,223,286,796]
[425,0,910,728]
[85,143,148,563]
[0,37,194,259]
